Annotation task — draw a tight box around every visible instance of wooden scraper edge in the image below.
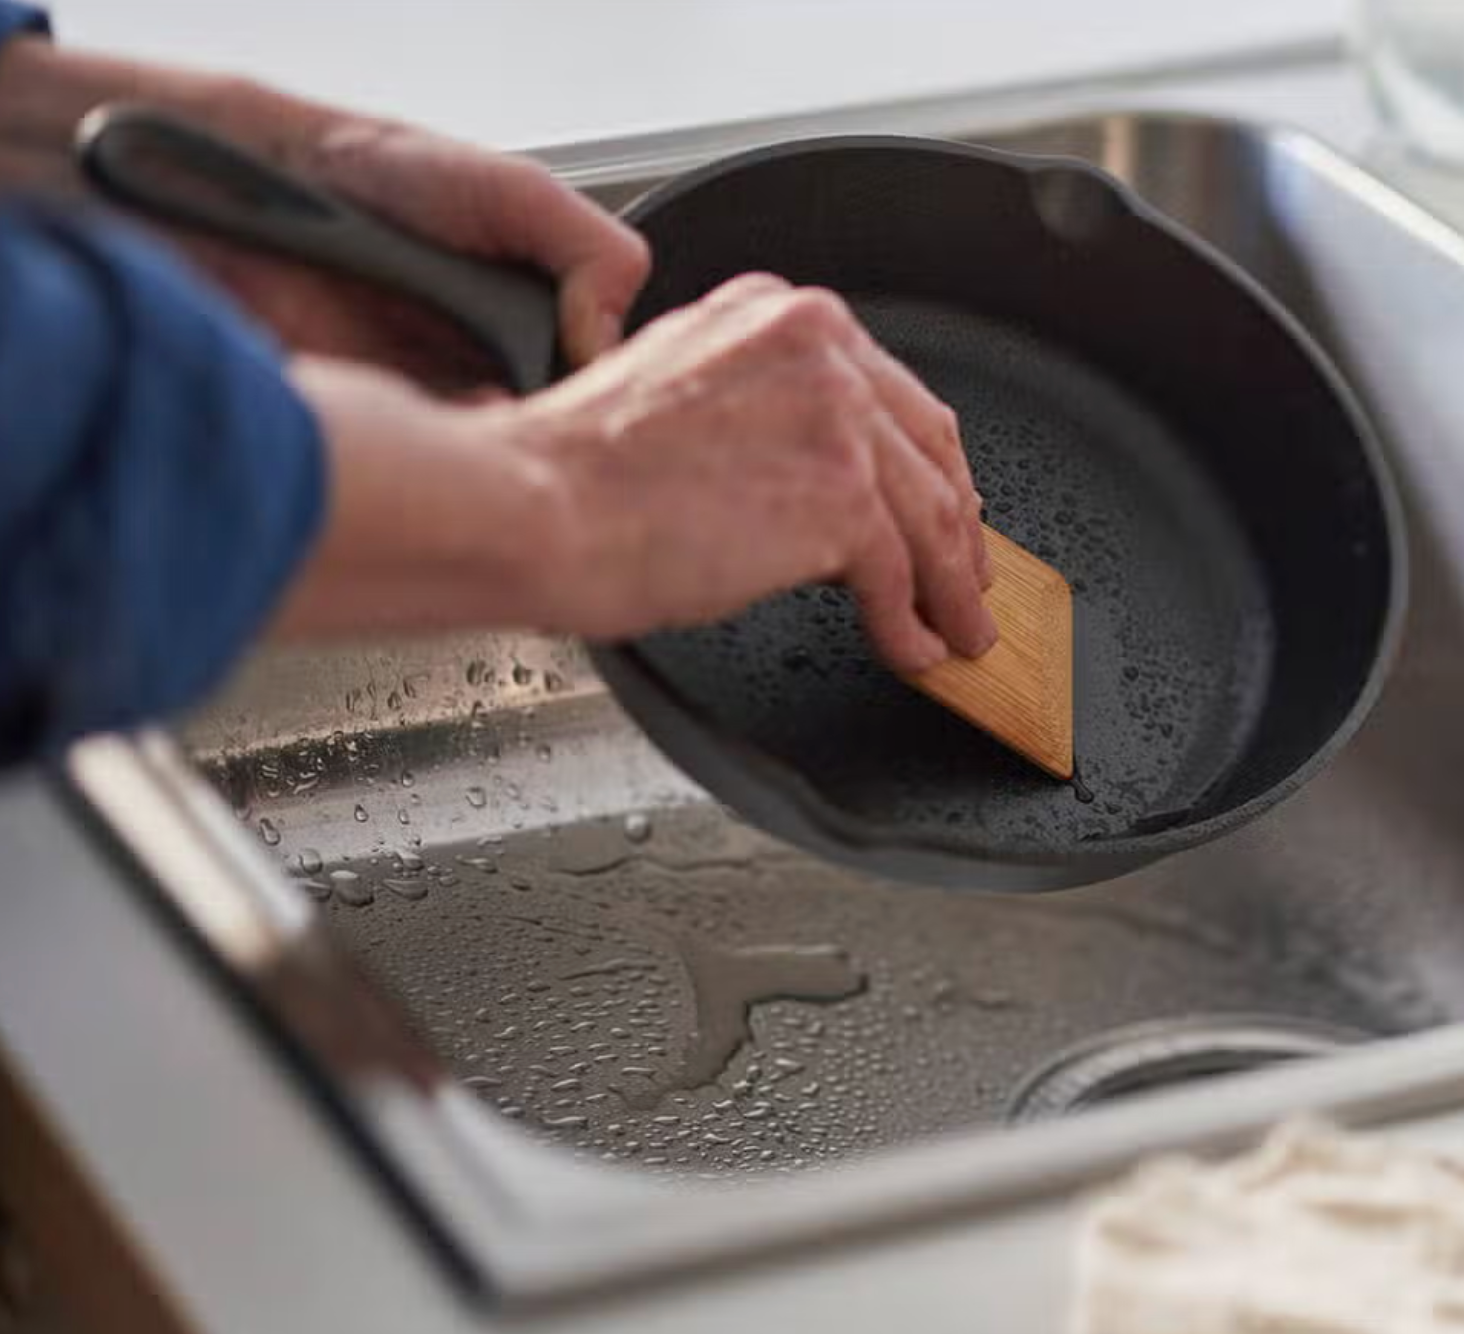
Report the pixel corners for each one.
[909,525,1074,781]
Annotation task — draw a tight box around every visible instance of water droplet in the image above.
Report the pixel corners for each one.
[400,769,415,788]
[384,877,428,901]
[466,786,488,809]
[258,817,281,846]
[536,744,553,762]
[296,847,323,875]
[623,813,652,844]
[330,869,374,907]
[466,659,488,686]
[298,879,331,901]
[353,804,369,823]
[544,670,567,693]
[511,662,534,687]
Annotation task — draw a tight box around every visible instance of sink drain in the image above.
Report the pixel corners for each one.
[1006,1016,1365,1123]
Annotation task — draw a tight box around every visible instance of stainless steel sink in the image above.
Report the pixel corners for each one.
[184,109,1464,1184]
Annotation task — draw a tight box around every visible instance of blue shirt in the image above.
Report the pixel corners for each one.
[0,3,326,763]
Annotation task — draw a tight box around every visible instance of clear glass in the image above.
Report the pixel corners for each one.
[1359,0,1464,163]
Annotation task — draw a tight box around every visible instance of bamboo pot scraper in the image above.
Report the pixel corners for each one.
[909,525,1074,781]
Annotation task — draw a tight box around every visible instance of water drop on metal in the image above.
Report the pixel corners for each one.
[330,868,375,907]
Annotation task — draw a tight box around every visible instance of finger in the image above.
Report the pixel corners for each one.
[641,273,791,351]
[864,395,998,660]
[316,125,650,367]
[627,272,830,385]
[844,502,948,675]
[584,272,790,385]
[460,154,651,365]
[177,231,500,393]
[697,272,792,311]
[848,334,993,591]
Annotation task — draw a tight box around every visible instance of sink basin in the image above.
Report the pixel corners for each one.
[185,111,1464,1182]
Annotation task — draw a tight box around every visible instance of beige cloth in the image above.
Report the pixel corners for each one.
[1073,1121,1464,1334]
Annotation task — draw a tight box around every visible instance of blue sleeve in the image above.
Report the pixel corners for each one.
[0,206,327,763]
[0,3,49,43]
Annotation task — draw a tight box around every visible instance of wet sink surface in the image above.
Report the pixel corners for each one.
[197,620,1464,1179]
[335,798,1450,1175]
[190,111,1464,1181]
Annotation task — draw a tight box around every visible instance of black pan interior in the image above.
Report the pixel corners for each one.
[613,140,1397,862]
[637,300,1273,848]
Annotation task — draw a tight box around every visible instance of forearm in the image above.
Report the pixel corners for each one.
[0,205,325,761]
[274,358,571,640]
[0,35,343,198]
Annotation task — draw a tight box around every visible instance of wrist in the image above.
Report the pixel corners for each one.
[492,388,637,639]
[420,399,578,630]
[0,37,87,194]
[0,38,342,198]
[0,39,227,195]
[278,358,575,639]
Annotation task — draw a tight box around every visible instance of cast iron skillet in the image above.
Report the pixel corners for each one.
[78,106,1406,893]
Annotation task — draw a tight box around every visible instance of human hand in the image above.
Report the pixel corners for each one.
[0,38,648,391]
[199,110,650,389]
[517,274,997,671]
[284,275,996,674]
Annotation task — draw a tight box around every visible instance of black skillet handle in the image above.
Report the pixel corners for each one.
[76,104,560,395]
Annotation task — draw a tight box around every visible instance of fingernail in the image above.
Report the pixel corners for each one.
[910,634,949,674]
[971,604,1000,656]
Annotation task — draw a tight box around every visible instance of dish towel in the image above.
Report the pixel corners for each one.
[1072,1120,1464,1333]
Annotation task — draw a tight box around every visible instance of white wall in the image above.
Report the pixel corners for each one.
[55,0,1352,148]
